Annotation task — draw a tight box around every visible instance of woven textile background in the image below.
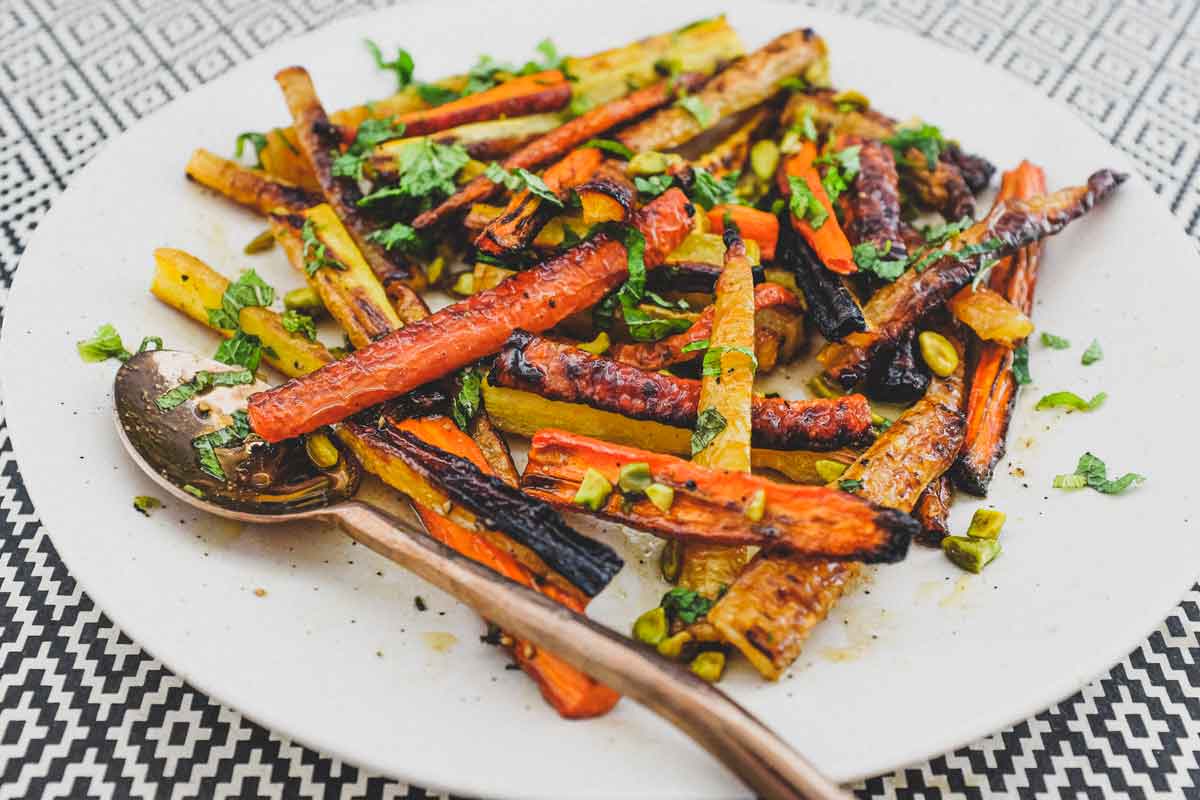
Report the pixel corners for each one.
[1,1,1198,798]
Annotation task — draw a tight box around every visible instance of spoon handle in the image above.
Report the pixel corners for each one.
[329,500,850,800]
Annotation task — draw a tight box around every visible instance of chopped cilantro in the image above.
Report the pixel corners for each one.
[1035,391,1107,412]
[1052,452,1145,495]
[690,407,727,455]
[156,368,254,411]
[451,367,483,431]
[365,39,414,90]
[787,176,828,230]
[281,309,317,341]
[484,163,563,206]
[234,132,268,168]
[192,410,253,481]
[852,241,907,281]
[660,587,713,624]
[1041,332,1070,349]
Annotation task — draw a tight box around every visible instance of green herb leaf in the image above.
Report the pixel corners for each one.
[798,106,817,142]
[330,116,407,180]
[690,407,727,455]
[1053,452,1145,495]
[1041,332,1070,349]
[700,345,758,377]
[1012,343,1032,385]
[921,216,974,245]
[622,312,694,341]
[234,132,269,168]
[852,241,907,281]
[207,269,276,330]
[366,221,426,254]
[634,173,675,198]
[137,336,164,354]
[885,123,944,169]
[689,167,740,210]
[1081,339,1103,365]
[838,478,864,493]
[360,138,470,208]
[156,368,255,411]
[451,367,483,431]
[213,330,265,371]
[417,83,459,106]
[680,339,710,353]
[133,495,161,515]
[660,587,713,624]
[1035,390,1107,412]
[192,410,253,481]
[484,163,562,206]
[787,175,828,230]
[777,76,807,93]
[815,145,861,204]
[77,323,132,363]
[365,40,415,90]
[281,310,317,342]
[300,219,346,277]
[677,95,715,128]
[583,139,635,160]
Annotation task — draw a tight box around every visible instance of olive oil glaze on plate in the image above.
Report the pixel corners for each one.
[2,2,1197,798]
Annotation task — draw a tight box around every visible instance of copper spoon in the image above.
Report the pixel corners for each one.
[114,350,850,800]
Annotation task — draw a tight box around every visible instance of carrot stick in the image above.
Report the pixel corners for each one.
[475,147,604,255]
[706,205,780,260]
[248,188,694,442]
[397,417,618,719]
[384,71,569,139]
[779,141,855,274]
[412,74,705,230]
[185,148,320,215]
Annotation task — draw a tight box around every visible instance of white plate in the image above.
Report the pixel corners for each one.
[3,2,1197,798]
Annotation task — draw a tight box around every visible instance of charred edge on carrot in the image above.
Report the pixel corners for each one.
[777,214,865,341]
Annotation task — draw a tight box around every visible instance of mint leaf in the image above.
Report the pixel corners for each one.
[661,587,713,624]
[689,168,739,210]
[156,369,254,411]
[281,310,317,342]
[677,95,715,128]
[451,367,483,431]
[1053,451,1145,495]
[1041,332,1070,349]
[207,269,275,330]
[787,175,828,230]
[1035,391,1107,412]
[853,241,906,281]
[365,40,415,90]
[234,132,268,168]
[192,410,253,481]
[214,330,265,371]
[690,407,727,455]
[584,139,634,160]
[77,323,132,363]
[1081,339,1103,365]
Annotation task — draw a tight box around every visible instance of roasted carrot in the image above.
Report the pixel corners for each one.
[707,205,779,260]
[275,67,424,292]
[490,331,873,451]
[780,141,855,274]
[383,70,568,139]
[475,147,604,256]
[249,189,694,442]
[412,75,705,230]
[609,282,802,371]
[837,135,906,260]
[523,429,915,562]
[913,474,953,546]
[397,418,618,719]
[953,161,1046,496]
[185,149,319,215]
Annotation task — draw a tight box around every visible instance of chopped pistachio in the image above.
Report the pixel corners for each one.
[690,651,726,682]
[943,535,1001,573]
[659,539,682,582]
[749,139,781,182]
[645,483,675,513]
[304,432,340,469]
[243,228,275,255]
[572,467,612,511]
[965,508,1006,540]
[744,488,767,522]
[632,607,668,646]
[618,462,653,494]
[918,331,959,377]
[283,286,324,315]
[814,459,848,483]
[657,630,692,659]
[628,151,682,176]
[133,495,161,516]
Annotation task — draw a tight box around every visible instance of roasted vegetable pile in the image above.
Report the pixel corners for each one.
[91,14,1129,717]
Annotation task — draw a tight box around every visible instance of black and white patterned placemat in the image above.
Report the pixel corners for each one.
[1,1,1197,797]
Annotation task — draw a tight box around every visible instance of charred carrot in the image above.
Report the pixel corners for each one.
[399,418,618,719]
[249,189,694,442]
[490,331,873,451]
[384,70,568,140]
[522,429,915,562]
[780,141,855,274]
[953,161,1046,495]
[475,147,604,255]
[412,75,705,229]
[706,205,779,260]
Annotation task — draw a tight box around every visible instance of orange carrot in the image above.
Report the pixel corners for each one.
[706,205,780,260]
[396,417,619,718]
[779,141,855,274]
[385,71,569,139]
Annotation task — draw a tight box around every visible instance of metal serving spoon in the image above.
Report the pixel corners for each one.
[114,350,849,800]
